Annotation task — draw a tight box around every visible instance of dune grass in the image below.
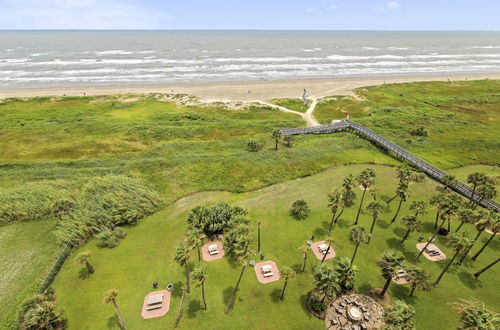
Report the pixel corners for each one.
[52,164,499,329]
[268,98,311,112]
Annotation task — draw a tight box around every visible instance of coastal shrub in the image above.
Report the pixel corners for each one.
[290,200,310,219]
[283,135,294,147]
[186,202,247,236]
[410,127,428,137]
[55,175,161,246]
[17,288,67,330]
[96,228,127,248]
[247,140,263,152]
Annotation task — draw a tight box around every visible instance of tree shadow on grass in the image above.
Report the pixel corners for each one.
[313,227,326,237]
[358,283,372,294]
[336,218,349,229]
[171,281,184,298]
[106,315,123,329]
[386,237,412,260]
[186,299,202,318]
[270,288,282,302]
[78,268,92,279]
[299,293,312,317]
[292,263,303,274]
[458,270,482,290]
[321,220,330,231]
[222,286,234,306]
[392,226,407,240]
[390,281,410,299]
[377,218,390,229]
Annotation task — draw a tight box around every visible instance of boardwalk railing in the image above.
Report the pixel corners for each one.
[280,121,499,212]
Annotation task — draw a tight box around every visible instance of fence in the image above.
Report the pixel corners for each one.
[38,243,72,294]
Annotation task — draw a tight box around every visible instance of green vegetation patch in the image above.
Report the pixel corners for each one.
[268,98,311,112]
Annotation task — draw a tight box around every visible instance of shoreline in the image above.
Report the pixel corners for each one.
[1,72,500,101]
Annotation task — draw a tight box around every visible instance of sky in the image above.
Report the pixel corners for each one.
[0,0,499,30]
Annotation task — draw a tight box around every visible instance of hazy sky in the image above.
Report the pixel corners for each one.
[1,0,499,30]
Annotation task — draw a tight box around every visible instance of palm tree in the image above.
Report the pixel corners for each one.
[283,135,294,147]
[457,215,491,265]
[390,180,410,224]
[430,192,447,229]
[333,256,358,291]
[354,168,376,225]
[366,201,383,243]
[387,164,418,205]
[434,232,474,286]
[224,249,252,314]
[400,216,421,243]
[192,264,208,310]
[349,226,369,263]
[384,300,416,330]
[327,188,343,235]
[331,174,356,223]
[272,129,281,151]
[406,266,432,296]
[467,172,488,204]
[76,250,94,274]
[410,200,427,219]
[174,285,187,328]
[21,300,67,330]
[321,235,333,263]
[377,249,405,296]
[474,183,497,208]
[102,289,126,330]
[298,245,309,273]
[279,266,296,300]
[186,228,206,263]
[450,299,499,329]
[474,257,500,278]
[441,175,457,191]
[440,194,462,232]
[174,243,191,293]
[471,215,500,261]
[455,209,479,233]
[313,263,341,303]
[369,187,379,201]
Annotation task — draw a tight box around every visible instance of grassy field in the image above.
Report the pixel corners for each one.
[1,80,499,329]
[0,219,60,328]
[268,98,311,112]
[52,164,500,329]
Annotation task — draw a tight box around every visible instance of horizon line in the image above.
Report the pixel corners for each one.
[1,29,500,32]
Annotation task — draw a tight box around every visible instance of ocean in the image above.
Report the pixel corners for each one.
[0,30,499,88]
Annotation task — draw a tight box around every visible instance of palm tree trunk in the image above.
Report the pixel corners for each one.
[328,210,337,236]
[113,303,127,330]
[381,277,391,296]
[224,264,247,314]
[351,243,359,264]
[174,288,187,328]
[201,281,207,310]
[434,249,461,286]
[401,229,410,243]
[447,219,451,232]
[197,247,201,262]
[471,231,497,261]
[302,254,307,272]
[409,285,416,297]
[434,210,440,229]
[390,198,404,223]
[455,221,465,233]
[335,207,344,223]
[275,140,278,151]
[415,218,446,261]
[457,230,482,265]
[280,278,288,300]
[354,188,366,225]
[368,216,377,243]
[85,261,94,274]
[469,184,477,204]
[321,244,331,263]
[474,257,500,278]
[184,263,190,293]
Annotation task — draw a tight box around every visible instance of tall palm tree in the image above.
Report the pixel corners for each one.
[102,289,126,330]
[298,245,309,273]
[279,266,296,300]
[430,192,448,229]
[186,228,206,262]
[406,266,432,297]
[192,264,208,310]
[321,235,333,263]
[455,208,480,233]
[76,250,94,274]
[390,180,410,224]
[384,300,416,330]
[333,256,358,291]
[366,201,383,243]
[313,263,341,303]
[473,257,500,278]
[434,232,474,286]
[474,183,497,209]
[457,215,490,265]
[450,299,499,329]
[272,129,282,151]
[354,168,376,225]
[467,172,488,204]
[400,216,422,243]
[440,194,462,232]
[224,249,252,314]
[174,243,191,293]
[377,250,405,297]
[441,175,457,191]
[471,215,500,261]
[327,188,343,235]
[410,200,427,219]
[387,164,417,205]
[332,174,357,223]
[349,226,369,263]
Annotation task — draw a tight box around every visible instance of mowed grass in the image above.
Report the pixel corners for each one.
[53,164,500,330]
[0,219,60,328]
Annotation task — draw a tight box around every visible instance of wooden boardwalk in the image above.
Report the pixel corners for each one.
[280,121,499,212]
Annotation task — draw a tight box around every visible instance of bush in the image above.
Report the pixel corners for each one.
[410,127,428,137]
[247,140,263,152]
[187,202,247,236]
[290,200,310,219]
[96,228,128,248]
[17,289,66,330]
[312,302,325,313]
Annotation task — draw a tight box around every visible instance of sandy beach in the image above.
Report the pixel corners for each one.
[1,73,499,102]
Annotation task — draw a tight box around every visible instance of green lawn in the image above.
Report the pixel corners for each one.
[0,219,60,328]
[53,164,499,329]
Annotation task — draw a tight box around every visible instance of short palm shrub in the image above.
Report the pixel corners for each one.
[96,228,127,248]
[247,140,263,152]
[290,200,310,219]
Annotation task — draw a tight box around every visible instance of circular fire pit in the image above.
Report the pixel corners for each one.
[347,306,362,321]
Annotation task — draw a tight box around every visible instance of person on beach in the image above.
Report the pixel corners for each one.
[302,88,308,106]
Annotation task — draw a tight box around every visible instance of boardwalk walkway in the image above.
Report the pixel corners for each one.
[280,121,499,212]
